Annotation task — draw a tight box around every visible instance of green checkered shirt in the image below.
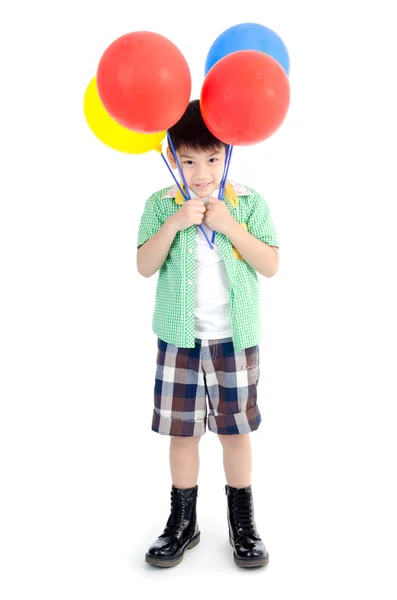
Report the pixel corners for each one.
[137,180,279,351]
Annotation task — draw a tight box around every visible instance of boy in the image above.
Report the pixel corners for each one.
[137,100,279,568]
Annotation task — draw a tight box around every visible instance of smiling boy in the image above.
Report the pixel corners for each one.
[137,99,279,568]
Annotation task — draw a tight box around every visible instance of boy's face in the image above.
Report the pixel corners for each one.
[167,145,226,199]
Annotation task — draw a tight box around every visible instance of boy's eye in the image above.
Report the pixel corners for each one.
[209,158,218,163]
[184,160,194,165]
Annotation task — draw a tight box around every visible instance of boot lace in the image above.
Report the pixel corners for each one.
[171,492,186,533]
[162,490,187,539]
[232,493,257,539]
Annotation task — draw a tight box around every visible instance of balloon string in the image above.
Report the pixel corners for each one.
[220,145,233,195]
[167,132,190,199]
[211,145,234,244]
[159,152,188,200]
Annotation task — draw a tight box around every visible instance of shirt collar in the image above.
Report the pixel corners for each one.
[161,180,251,208]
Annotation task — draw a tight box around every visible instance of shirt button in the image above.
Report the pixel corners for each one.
[188,280,193,285]
[188,312,193,317]
[188,248,193,254]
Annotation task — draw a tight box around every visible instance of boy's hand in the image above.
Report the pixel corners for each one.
[169,199,206,232]
[204,197,234,234]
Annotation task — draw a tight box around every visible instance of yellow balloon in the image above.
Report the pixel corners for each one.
[83,77,165,154]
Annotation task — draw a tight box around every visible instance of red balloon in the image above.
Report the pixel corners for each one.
[201,50,290,145]
[96,32,191,133]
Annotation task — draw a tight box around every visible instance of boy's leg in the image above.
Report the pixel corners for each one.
[204,339,268,567]
[170,435,201,489]
[145,339,205,568]
[145,437,202,568]
[218,435,269,568]
[218,432,252,488]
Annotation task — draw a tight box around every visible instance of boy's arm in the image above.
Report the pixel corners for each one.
[226,189,279,277]
[137,219,179,278]
[137,196,206,278]
[136,193,178,279]
[225,222,279,277]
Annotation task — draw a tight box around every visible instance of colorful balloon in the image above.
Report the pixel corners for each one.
[205,22,290,76]
[96,31,191,133]
[201,50,290,146]
[83,77,165,153]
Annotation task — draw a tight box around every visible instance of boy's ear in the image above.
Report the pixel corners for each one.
[166,146,177,169]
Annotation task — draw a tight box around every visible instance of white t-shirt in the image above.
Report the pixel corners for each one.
[189,189,233,340]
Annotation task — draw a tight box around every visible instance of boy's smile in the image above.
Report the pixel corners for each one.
[167,145,227,198]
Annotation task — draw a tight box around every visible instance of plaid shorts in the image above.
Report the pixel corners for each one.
[152,337,261,436]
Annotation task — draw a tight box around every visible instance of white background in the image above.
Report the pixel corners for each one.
[1,0,397,597]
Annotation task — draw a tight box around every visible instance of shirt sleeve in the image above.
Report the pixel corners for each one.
[246,191,279,248]
[137,194,164,248]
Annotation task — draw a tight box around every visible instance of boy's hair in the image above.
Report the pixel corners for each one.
[168,99,227,153]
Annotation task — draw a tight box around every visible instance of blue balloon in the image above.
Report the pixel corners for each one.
[205,22,290,76]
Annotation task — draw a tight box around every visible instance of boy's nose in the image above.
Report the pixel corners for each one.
[195,164,208,178]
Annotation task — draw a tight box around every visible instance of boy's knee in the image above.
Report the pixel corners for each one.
[170,435,202,446]
[218,432,250,445]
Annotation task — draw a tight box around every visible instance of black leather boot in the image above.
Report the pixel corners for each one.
[225,484,269,567]
[145,485,200,567]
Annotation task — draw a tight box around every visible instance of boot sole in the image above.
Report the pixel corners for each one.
[233,553,269,568]
[229,536,269,568]
[145,532,201,568]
